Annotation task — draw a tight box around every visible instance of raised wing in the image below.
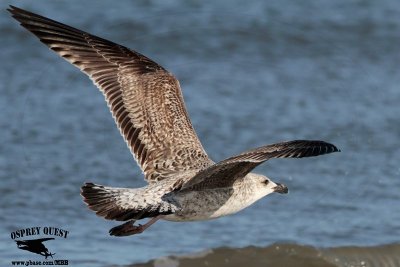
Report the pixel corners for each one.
[9,6,213,183]
[29,238,55,243]
[182,140,340,190]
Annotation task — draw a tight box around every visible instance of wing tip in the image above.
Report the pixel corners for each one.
[326,141,340,154]
[288,139,340,157]
[7,5,18,13]
[8,5,44,30]
[8,5,31,19]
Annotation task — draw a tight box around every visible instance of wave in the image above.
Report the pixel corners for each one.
[129,243,400,267]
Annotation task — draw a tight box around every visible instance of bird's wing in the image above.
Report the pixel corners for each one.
[36,238,55,242]
[9,6,213,183]
[181,140,340,190]
[20,238,55,243]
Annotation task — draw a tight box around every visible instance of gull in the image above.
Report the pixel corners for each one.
[9,6,340,236]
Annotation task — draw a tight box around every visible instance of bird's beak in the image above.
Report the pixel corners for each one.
[273,183,289,194]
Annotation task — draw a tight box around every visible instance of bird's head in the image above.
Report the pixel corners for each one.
[249,173,289,195]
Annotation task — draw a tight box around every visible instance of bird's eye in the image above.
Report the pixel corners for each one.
[264,180,269,185]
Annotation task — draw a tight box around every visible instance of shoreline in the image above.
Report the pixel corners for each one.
[130,243,400,267]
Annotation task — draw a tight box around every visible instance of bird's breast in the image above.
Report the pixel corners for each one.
[164,184,263,222]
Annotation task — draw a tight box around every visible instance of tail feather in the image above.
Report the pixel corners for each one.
[81,183,178,221]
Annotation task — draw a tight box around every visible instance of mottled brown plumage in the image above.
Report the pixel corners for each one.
[10,6,340,237]
[9,5,212,183]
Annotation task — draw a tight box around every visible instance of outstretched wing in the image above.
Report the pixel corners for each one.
[16,238,55,244]
[182,140,340,189]
[30,238,55,243]
[9,6,213,183]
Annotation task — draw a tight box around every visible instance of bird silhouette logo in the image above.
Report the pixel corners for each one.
[15,238,56,259]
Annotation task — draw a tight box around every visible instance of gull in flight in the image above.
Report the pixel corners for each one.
[9,6,340,236]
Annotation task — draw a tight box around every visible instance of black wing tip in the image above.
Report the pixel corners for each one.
[7,5,19,13]
[285,139,340,158]
[331,144,341,153]
[80,182,103,195]
[8,5,39,15]
[81,181,94,190]
[8,5,44,27]
[293,140,340,152]
[8,5,32,18]
[319,140,340,153]
[8,5,22,20]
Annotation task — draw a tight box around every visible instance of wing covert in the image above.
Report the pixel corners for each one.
[9,6,213,183]
[182,140,339,190]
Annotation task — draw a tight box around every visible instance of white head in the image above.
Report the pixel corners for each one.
[246,173,289,198]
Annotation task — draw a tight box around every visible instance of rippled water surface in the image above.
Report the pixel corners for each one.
[1,0,400,266]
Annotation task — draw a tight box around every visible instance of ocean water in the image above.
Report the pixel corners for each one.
[1,0,400,266]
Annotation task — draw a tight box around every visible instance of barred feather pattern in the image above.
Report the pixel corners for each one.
[9,6,342,225]
[81,182,180,221]
[9,6,213,183]
[183,140,340,190]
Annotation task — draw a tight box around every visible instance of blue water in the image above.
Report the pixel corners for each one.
[1,0,400,266]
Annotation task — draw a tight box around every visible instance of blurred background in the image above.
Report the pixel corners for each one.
[1,0,399,266]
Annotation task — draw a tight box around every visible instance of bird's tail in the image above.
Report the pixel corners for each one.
[81,183,178,221]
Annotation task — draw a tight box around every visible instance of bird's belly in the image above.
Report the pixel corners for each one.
[164,188,258,222]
